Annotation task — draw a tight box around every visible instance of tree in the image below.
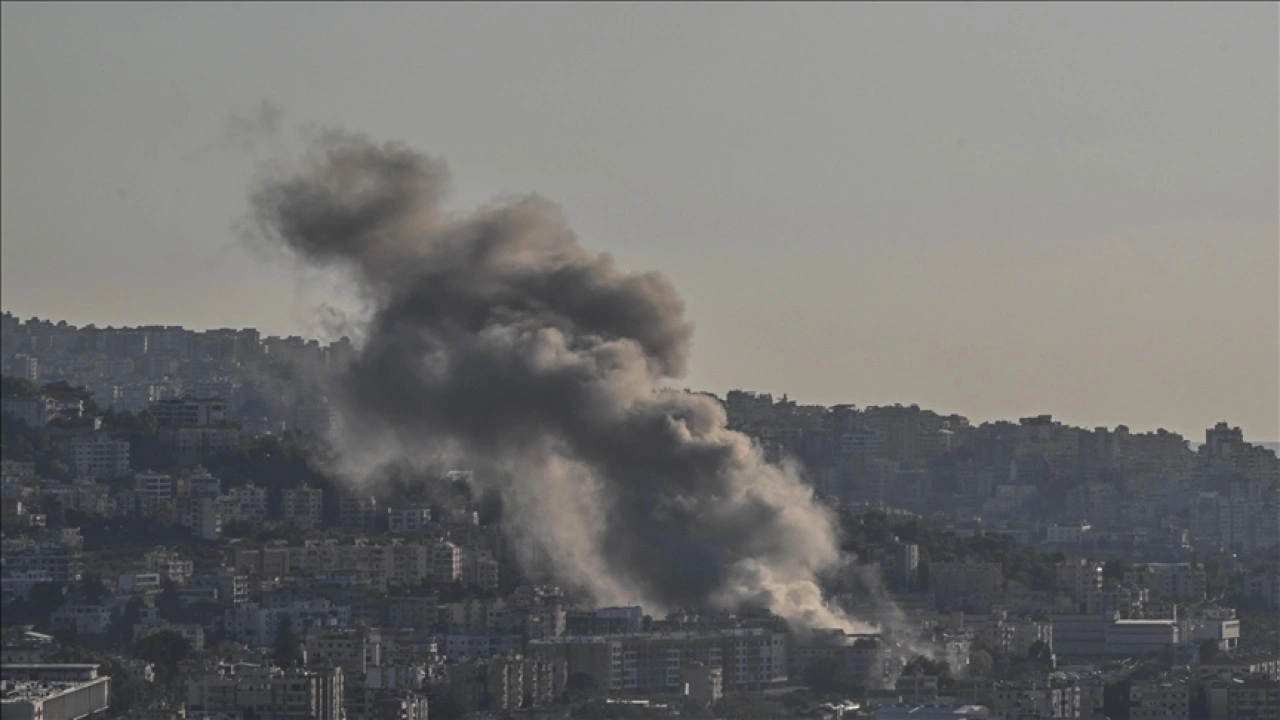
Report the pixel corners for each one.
[1027,640,1054,671]
[156,580,182,620]
[427,693,465,720]
[969,648,994,677]
[273,615,302,668]
[1198,639,1220,665]
[1103,680,1132,720]
[133,630,192,685]
[109,597,145,645]
[903,655,951,679]
[16,582,67,631]
[50,648,146,714]
[564,672,599,702]
[802,657,844,694]
[1103,559,1133,585]
[78,574,111,604]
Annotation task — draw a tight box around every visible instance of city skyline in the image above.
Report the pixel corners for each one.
[3,3,1277,440]
[2,308,1276,447]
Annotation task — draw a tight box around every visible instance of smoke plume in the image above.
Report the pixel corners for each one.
[250,130,867,630]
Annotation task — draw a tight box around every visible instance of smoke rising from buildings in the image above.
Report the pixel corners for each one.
[249,130,870,631]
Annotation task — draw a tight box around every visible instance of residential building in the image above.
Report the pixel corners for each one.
[70,435,131,480]
[1128,680,1189,720]
[185,663,343,720]
[387,507,432,535]
[0,664,111,720]
[282,485,323,529]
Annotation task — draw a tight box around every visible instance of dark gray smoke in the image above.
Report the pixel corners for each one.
[250,130,867,630]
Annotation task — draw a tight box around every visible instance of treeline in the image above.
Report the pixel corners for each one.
[841,510,1063,592]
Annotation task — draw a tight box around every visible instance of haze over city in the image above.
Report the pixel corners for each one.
[3,3,1276,441]
[4,5,1280,720]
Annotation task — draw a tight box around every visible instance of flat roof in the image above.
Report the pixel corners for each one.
[0,664,100,670]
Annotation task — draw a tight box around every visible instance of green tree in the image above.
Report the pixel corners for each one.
[1198,639,1220,665]
[564,672,599,702]
[273,615,302,668]
[969,648,994,677]
[1027,640,1054,671]
[1103,680,1132,720]
[133,631,192,685]
[156,580,182,620]
[16,582,67,631]
[1103,559,1133,584]
[78,574,111,604]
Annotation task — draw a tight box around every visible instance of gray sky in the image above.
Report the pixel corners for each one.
[2,3,1277,440]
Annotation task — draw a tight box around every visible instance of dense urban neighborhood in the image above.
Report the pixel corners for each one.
[2,311,1278,720]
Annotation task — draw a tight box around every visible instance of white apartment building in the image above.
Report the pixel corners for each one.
[430,541,462,584]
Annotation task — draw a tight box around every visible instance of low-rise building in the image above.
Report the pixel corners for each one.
[0,665,111,720]
[1128,680,1188,720]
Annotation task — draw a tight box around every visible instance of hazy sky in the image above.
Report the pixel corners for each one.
[2,3,1276,440]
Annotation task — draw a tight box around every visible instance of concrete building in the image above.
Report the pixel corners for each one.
[0,665,110,720]
[1056,559,1103,602]
[1205,678,1279,720]
[282,486,323,529]
[305,627,380,678]
[173,427,241,466]
[1126,564,1207,603]
[459,547,499,590]
[70,435,131,480]
[1052,614,1118,657]
[117,571,163,594]
[339,496,378,532]
[680,662,722,706]
[1104,620,1178,656]
[430,541,461,584]
[185,663,343,720]
[1128,680,1188,720]
[1186,615,1241,653]
[2,396,55,428]
[874,706,990,719]
[144,549,194,584]
[220,485,267,523]
[896,544,920,588]
[989,683,1081,720]
[1046,522,1092,545]
[149,397,227,427]
[387,507,432,535]
[530,627,788,696]
[50,604,113,635]
[135,473,174,505]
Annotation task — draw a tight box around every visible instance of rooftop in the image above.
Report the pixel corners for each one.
[0,678,106,704]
